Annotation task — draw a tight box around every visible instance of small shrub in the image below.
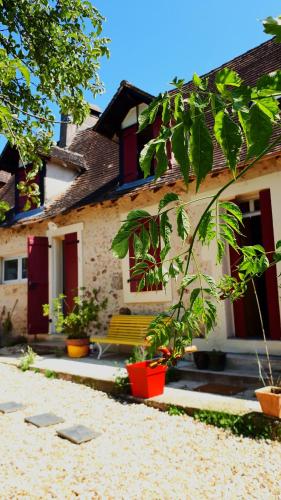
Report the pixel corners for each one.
[114,373,130,394]
[126,346,148,365]
[44,369,57,379]
[19,346,36,372]
[167,405,186,416]
[194,409,272,440]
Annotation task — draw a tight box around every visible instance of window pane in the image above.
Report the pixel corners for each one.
[22,258,27,279]
[4,259,18,281]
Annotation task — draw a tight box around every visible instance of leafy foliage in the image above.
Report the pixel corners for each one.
[0,0,109,208]
[43,288,107,339]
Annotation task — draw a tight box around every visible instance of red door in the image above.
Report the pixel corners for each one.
[63,232,78,312]
[27,236,49,334]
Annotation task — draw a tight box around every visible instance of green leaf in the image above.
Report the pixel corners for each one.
[160,212,172,245]
[138,95,162,132]
[140,225,150,257]
[158,193,180,211]
[161,96,170,125]
[155,141,168,179]
[215,68,242,93]
[133,233,143,259]
[189,108,213,190]
[149,218,159,249]
[239,105,272,159]
[255,71,281,96]
[180,274,197,289]
[256,97,280,121]
[216,239,225,263]
[16,59,30,86]
[127,210,150,221]
[176,206,190,241]
[193,73,203,88]
[220,201,243,224]
[263,16,281,42]
[198,210,215,243]
[139,139,157,178]
[171,122,190,184]
[111,227,130,259]
[160,243,171,261]
[214,110,242,174]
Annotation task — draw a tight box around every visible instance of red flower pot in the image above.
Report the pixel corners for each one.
[126,360,167,398]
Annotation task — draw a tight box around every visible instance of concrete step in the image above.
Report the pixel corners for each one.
[30,337,65,356]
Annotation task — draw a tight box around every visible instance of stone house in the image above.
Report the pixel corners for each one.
[0,38,281,355]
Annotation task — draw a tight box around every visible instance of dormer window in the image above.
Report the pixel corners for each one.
[15,164,45,214]
[120,104,160,185]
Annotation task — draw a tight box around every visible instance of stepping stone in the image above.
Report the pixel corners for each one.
[25,413,65,428]
[57,425,100,444]
[0,402,24,413]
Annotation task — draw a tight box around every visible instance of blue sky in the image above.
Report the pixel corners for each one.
[91,0,280,112]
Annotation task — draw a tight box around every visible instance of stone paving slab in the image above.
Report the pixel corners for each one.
[25,413,65,427]
[0,402,24,413]
[57,425,100,444]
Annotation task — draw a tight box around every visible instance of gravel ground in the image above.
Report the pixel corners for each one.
[0,364,280,500]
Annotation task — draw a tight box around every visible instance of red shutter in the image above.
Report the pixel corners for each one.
[122,124,138,183]
[27,236,49,335]
[16,167,40,213]
[129,217,163,292]
[260,189,281,340]
[63,232,78,312]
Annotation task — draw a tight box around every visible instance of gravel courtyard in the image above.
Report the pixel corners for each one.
[0,364,280,499]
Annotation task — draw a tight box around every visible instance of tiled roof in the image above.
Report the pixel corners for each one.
[1,38,281,225]
[0,170,10,185]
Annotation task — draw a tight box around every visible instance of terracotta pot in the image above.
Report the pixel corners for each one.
[255,386,281,418]
[126,360,167,399]
[65,338,89,358]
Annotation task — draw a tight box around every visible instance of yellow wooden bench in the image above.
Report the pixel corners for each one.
[90,315,155,359]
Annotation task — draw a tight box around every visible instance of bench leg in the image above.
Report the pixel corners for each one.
[94,343,113,360]
[95,343,102,360]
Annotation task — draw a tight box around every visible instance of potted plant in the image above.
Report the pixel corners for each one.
[208,350,226,371]
[193,351,209,370]
[255,385,281,419]
[43,288,107,358]
[125,347,168,399]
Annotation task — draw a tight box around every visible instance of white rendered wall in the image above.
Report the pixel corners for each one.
[45,162,77,203]
[121,103,147,129]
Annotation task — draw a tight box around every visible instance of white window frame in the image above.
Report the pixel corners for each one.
[2,255,27,284]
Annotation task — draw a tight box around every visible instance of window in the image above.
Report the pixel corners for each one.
[120,115,164,184]
[128,217,163,293]
[2,256,27,283]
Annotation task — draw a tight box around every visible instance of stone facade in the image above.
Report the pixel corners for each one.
[1,154,281,354]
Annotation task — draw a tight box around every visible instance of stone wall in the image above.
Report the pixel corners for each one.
[0,154,281,354]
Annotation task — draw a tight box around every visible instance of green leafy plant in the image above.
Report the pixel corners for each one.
[19,346,37,372]
[0,1,110,216]
[167,405,186,416]
[44,369,57,379]
[112,16,281,366]
[126,346,148,365]
[194,410,272,440]
[43,288,107,339]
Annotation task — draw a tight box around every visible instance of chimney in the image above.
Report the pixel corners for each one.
[59,104,102,148]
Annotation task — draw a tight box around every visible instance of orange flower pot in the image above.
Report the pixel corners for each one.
[255,386,281,418]
[66,338,89,358]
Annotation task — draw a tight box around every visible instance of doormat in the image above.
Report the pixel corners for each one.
[194,383,246,396]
